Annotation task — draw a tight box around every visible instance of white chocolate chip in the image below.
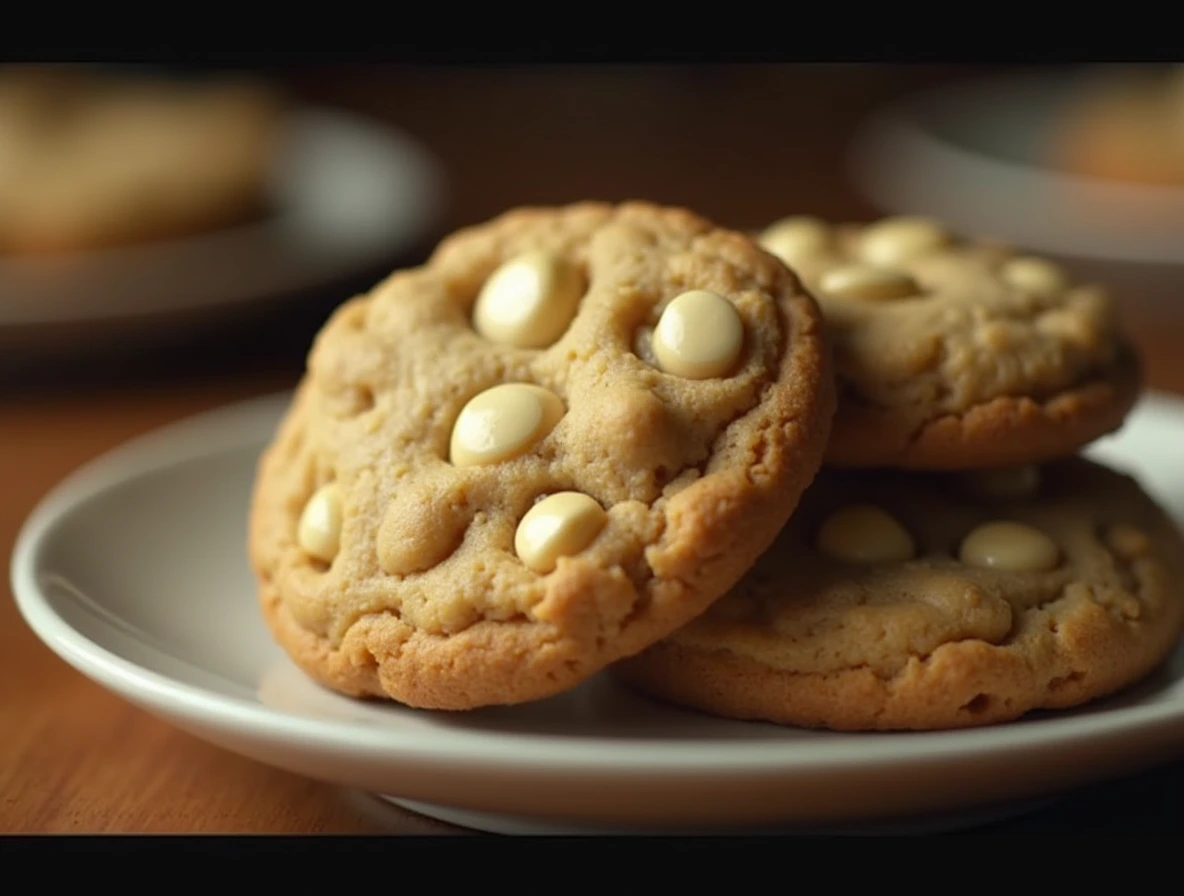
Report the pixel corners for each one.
[816,504,916,564]
[298,483,342,563]
[515,491,607,573]
[959,521,1060,572]
[449,383,565,467]
[1000,256,1069,298]
[819,264,921,301]
[959,465,1042,501]
[860,216,950,266]
[472,250,584,348]
[759,216,832,265]
[651,290,743,379]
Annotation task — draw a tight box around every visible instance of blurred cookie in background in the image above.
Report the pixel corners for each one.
[0,64,445,377]
[0,64,286,254]
[1054,65,1184,187]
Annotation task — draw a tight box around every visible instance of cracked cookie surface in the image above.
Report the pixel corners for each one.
[614,456,1184,730]
[248,201,834,709]
[758,215,1141,469]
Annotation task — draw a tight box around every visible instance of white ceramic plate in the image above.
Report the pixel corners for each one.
[848,69,1184,266]
[12,392,1184,835]
[0,106,445,351]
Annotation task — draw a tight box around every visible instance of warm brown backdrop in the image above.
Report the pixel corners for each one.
[3,64,1183,834]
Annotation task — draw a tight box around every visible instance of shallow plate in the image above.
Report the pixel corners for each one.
[0,106,444,351]
[12,392,1184,834]
[848,69,1184,267]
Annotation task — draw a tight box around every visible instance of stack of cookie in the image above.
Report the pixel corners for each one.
[617,214,1184,730]
[248,203,1184,731]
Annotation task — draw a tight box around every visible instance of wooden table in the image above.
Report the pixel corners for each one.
[4,64,1184,835]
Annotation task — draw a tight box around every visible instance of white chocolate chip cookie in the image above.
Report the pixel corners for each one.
[615,456,1184,731]
[249,201,835,710]
[757,214,1141,470]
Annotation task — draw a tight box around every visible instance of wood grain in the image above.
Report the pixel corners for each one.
[3,64,1183,834]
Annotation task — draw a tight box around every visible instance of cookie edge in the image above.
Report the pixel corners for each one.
[824,347,1142,470]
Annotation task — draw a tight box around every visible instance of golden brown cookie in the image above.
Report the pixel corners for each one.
[249,201,835,710]
[757,214,1141,469]
[614,456,1184,731]
[0,65,284,253]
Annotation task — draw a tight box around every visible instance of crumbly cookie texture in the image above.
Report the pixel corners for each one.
[249,201,835,710]
[758,215,1141,469]
[614,457,1184,731]
[0,65,284,253]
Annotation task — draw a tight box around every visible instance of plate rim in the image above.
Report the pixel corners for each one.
[12,388,1184,776]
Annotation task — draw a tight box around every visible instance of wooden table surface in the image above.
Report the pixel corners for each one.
[4,64,1184,835]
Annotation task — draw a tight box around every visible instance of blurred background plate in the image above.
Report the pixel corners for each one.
[0,106,446,362]
[848,67,1184,311]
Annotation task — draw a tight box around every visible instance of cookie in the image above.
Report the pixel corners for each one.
[1053,65,1184,186]
[248,201,835,710]
[0,65,284,253]
[614,456,1184,731]
[757,214,1141,469]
